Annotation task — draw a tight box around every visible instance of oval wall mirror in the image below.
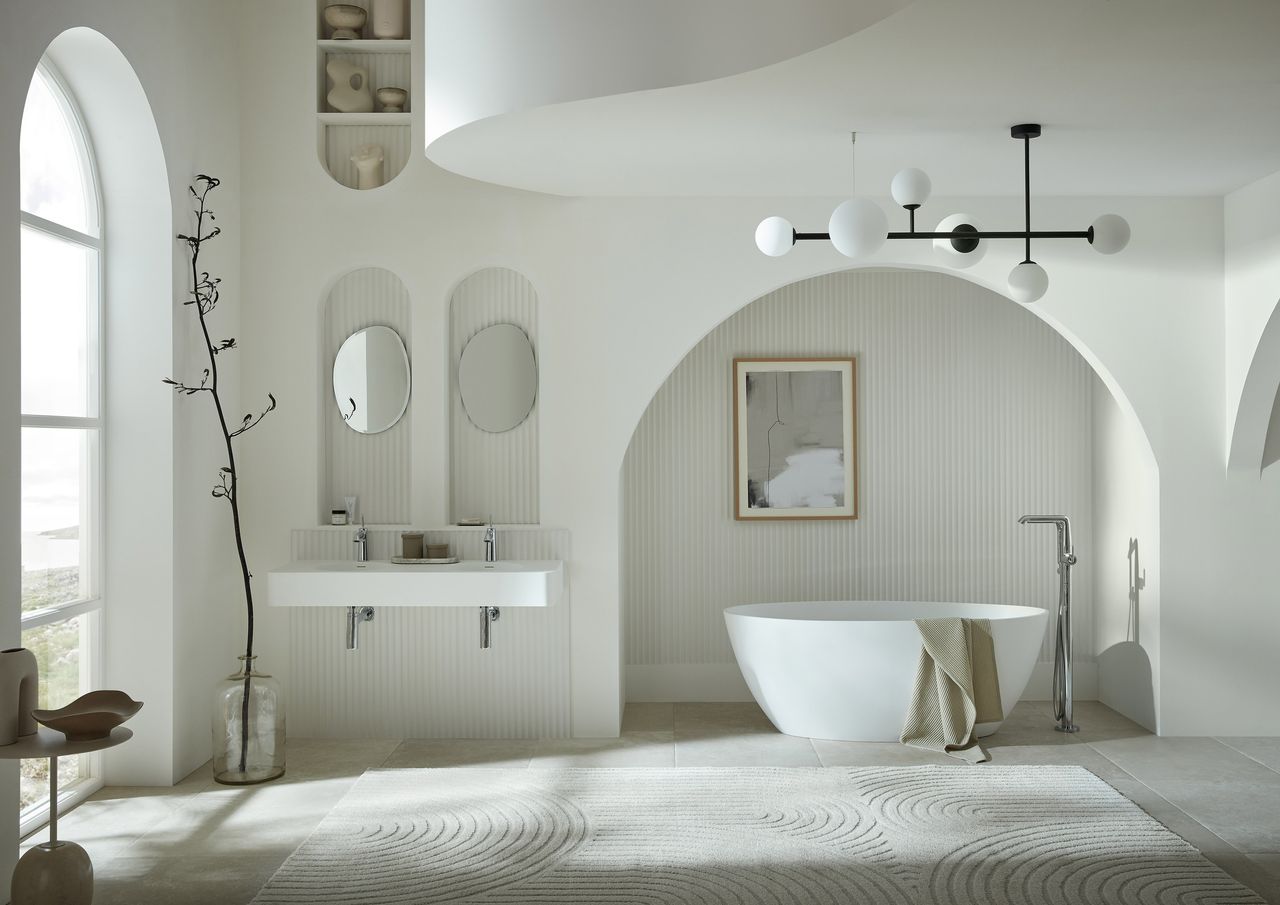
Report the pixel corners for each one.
[458,323,537,433]
[332,325,410,434]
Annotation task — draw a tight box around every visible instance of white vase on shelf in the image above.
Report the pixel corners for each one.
[371,0,406,39]
[0,647,38,746]
[351,144,385,189]
[326,59,373,113]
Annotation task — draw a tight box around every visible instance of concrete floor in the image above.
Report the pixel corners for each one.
[20,700,1280,904]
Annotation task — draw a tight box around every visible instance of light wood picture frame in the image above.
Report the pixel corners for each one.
[733,357,858,521]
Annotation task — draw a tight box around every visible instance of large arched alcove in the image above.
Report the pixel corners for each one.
[40,28,175,784]
[620,267,1159,729]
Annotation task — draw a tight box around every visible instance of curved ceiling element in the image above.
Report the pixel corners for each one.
[423,0,911,146]
[426,0,1280,198]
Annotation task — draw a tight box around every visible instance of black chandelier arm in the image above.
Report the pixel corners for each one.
[792,229,1093,243]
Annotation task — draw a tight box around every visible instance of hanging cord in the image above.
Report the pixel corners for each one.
[849,131,858,194]
[1023,134,1032,263]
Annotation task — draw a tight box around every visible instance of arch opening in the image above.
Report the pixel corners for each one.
[619,266,1160,731]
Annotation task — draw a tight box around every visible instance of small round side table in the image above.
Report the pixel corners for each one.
[0,726,133,905]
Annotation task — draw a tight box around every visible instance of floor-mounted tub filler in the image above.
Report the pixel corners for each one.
[725,601,1047,741]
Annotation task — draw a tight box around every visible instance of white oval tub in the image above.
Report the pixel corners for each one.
[725,601,1048,742]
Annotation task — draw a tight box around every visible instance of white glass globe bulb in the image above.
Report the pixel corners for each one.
[1008,261,1049,304]
[890,168,932,209]
[933,213,986,268]
[1090,213,1131,255]
[828,199,887,258]
[754,216,794,257]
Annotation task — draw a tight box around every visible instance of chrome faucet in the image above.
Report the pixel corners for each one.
[481,524,500,648]
[1018,514,1078,733]
[353,519,368,566]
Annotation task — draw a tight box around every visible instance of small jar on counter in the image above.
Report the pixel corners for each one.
[331,509,349,526]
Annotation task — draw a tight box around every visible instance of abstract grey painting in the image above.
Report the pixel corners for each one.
[733,358,857,520]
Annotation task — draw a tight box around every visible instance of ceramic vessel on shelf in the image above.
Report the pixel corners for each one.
[32,690,143,742]
[323,4,366,39]
[370,0,406,38]
[213,656,285,785]
[326,59,373,113]
[377,87,407,113]
[351,144,385,189]
[0,647,38,746]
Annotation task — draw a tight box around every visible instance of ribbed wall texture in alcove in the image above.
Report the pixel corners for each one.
[321,267,412,524]
[449,268,539,523]
[622,270,1096,679]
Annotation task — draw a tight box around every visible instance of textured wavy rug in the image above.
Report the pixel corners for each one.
[251,766,1261,905]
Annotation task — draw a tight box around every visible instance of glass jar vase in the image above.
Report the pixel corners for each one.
[212,656,285,785]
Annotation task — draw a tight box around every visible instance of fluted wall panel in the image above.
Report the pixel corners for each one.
[287,527,571,737]
[623,270,1096,676]
[449,268,539,523]
[321,268,412,524]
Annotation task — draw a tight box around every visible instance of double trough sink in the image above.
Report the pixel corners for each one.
[266,559,563,608]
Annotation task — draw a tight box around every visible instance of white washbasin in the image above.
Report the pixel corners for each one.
[266,560,563,607]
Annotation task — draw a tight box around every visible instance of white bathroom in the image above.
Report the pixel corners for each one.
[2,1,1280,903]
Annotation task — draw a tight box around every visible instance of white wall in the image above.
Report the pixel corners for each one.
[235,0,1267,738]
[1092,380,1160,730]
[623,269,1098,702]
[0,13,244,887]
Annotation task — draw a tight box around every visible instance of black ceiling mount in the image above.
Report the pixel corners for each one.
[1010,123,1042,140]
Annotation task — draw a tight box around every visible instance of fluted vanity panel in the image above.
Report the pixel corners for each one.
[449,268,539,524]
[321,268,412,524]
[287,527,570,737]
[623,270,1096,695]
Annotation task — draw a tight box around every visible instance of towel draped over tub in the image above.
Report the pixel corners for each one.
[900,618,1003,763]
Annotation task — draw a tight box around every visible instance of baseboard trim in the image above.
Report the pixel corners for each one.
[627,661,1098,703]
[626,665,754,702]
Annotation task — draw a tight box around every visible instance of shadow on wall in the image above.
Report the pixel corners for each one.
[1097,537,1155,730]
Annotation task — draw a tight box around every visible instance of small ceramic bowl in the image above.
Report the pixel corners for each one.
[324,4,367,40]
[377,87,407,112]
[33,690,144,742]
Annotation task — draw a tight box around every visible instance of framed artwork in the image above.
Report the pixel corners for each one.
[733,357,857,520]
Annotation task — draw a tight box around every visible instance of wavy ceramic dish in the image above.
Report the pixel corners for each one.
[33,690,144,742]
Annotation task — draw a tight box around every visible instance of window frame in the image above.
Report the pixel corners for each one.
[18,58,107,835]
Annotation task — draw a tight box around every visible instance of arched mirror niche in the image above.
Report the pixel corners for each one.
[320,267,412,524]
[449,268,539,524]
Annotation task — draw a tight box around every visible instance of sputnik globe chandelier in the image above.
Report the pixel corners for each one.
[755,124,1131,304]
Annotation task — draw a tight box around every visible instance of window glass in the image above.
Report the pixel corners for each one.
[20,226,94,418]
[20,614,88,810]
[19,69,94,235]
[21,428,90,612]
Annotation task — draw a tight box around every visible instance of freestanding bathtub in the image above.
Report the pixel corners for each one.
[725,601,1048,741]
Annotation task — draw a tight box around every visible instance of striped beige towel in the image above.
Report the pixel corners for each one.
[900,618,1003,764]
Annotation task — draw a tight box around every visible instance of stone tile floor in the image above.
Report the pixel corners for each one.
[20,701,1280,904]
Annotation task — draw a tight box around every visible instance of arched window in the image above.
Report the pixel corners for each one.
[18,59,103,827]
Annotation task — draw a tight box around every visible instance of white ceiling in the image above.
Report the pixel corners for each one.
[425,0,1280,198]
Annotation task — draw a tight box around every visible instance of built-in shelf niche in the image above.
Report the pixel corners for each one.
[315,0,412,190]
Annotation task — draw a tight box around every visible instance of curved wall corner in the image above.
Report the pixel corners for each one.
[319,267,413,523]
[424,0,908,147]
[1229,298,1280,474]
[448,267,539,524]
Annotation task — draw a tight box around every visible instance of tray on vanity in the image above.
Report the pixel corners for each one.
[389,556,461,565]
